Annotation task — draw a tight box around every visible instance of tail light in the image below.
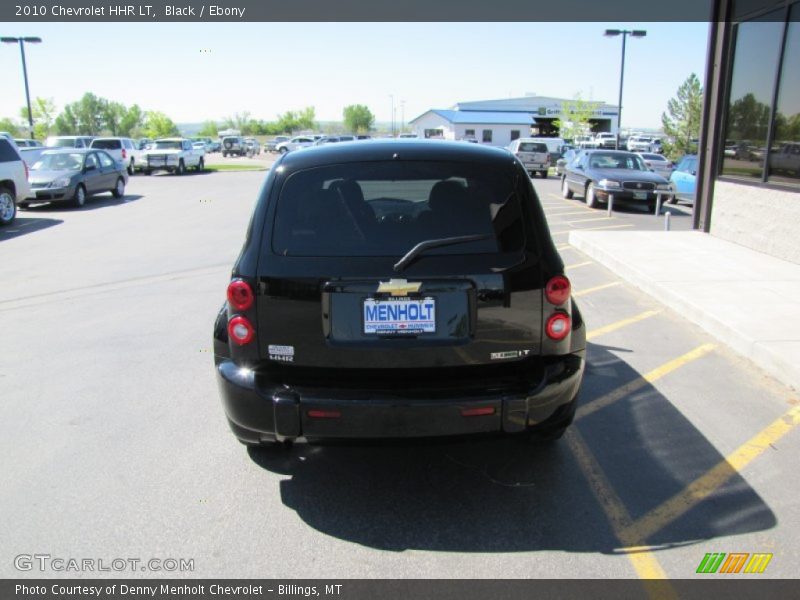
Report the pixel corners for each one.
[545,153,551,164]
[545,275,571,305]
[121,148,127,159]
[23,161,29,180]
[227,279,254,311]
[545,313,571,341]
[227,315,254,345]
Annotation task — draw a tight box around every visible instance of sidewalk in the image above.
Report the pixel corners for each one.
[569,230,800,391]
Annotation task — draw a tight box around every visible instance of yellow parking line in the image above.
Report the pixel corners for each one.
[545,210,595,216]
[551,224,634,235]
[586,310,661,340]
[556,244,574,251]
[565,261,593,271]
[565,216,616,224]
[624,404,800,542]
[573,281,621,297]
[576,343,716,421]
[567,428,678,590]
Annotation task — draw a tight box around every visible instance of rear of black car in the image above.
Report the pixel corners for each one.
[214,141,585,446]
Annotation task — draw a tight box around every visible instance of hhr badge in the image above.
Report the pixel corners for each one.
[377,279,422,297]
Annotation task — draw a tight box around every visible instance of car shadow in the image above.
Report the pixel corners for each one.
[246,342,776,554]
[22,194,144,212]
[0,216,63,241]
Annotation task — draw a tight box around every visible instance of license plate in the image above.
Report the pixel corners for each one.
[633,191,648,199]
[363,297,436,334]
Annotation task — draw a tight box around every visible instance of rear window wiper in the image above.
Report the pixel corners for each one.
[393,234,493,273]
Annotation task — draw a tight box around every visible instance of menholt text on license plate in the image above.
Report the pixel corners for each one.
[363,297,436,334]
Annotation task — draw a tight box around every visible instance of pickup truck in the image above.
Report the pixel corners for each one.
[508,138,550,178]
[0,137,33,226]
[767,142,800,176]
[139,138,205,175]
[594,132,618,149]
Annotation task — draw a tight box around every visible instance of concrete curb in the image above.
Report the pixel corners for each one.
[569,230,800,392]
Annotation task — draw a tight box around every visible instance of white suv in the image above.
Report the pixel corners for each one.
[0,137,33,226]
[275,136,315,154]
[90,137,141,175]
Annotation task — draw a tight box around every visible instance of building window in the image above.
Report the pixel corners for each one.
[720,12,783,180]
[424,129,444,139]
[768,8,800,186]
[482,129,492,143]
[510,130,521,141]
[465,129,475,137]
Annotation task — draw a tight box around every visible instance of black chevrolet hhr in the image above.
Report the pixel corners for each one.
[213,140,586,448]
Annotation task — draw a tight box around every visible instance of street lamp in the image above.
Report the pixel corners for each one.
[603,29,646,150]
[400,100,405,134]
[1,36,42,140]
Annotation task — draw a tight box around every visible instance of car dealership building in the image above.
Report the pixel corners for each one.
[409,96,620,147]
[696,0,800,263]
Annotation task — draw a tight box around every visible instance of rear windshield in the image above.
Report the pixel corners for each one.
[0,139,20,162]
[518,143,547,153]
[153,141,182,150]
[91,139,122,149]
[46,137,77,147]
[271,161,525,257]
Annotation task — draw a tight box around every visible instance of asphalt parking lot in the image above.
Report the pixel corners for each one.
[1,165,798,585]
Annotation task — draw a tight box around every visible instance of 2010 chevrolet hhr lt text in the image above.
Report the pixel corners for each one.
[213,140,586,448]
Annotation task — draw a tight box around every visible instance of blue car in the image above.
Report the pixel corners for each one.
[669,154,697,205]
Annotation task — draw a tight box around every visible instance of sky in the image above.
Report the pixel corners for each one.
[0,22,710,130]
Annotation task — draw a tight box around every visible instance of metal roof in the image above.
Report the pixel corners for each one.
[454,96,616,112]
[410,109,534,125]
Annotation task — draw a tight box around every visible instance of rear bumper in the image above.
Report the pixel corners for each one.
[216,354,584,443]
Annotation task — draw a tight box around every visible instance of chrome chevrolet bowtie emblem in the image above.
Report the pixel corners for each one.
[377,279,421,297]
[637,183,643,189]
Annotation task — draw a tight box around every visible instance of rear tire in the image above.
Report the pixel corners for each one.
[196,158,204,172]
[279,147,288,154]
[175,160,185,175]
[112,177,125,198]
[0,185,16,225]
[127,159,135,176]
[540,170,548,179]
[586,182,598,208]
[72,184,86,208]
[527,396,577,444]
[561,177,573,199]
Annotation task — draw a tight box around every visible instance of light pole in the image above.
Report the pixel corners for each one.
[400,100,405,134]
[603,29,646,150]
[389,94,395,137]
[1,36,42,140]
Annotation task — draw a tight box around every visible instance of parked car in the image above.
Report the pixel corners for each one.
[221,136,248,157]
[338,135,356,142]
[637,152,674,179]
[561,149,672,210]
[356,135,372,140]
[507,138,550,178]
[313,136,341,146]
[594,132,618,149]
[523,137,565,166]
[398,133,418,138]
[44,135,94,149]
[767,142,800,177]
[556,148,586,177]
[669,154,697,205]
[574,135,597,149]
[137,138,153,151]
[213,140,585,448]
[14,139,43,148]
[25,148,128,208]
[266,136,291,152]
[626,136,655,153]
[244,138,261,155]
[275,135,315,154]
[90,137,140,175]
[138,138,204,175]
[0,137,33,225]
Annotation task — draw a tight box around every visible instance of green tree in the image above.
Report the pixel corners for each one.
[72,92,106,135]
[553,95,600,140]
[119,104,144,137]
[54,104,79,134]
[0,118,20,136]
[101,100,127,135]
[727,92,771,142]
[198,120,219,137]
[142,111,180,138]
[661,73,703,159]
[19,97,57,139]
[343,104,375,133]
